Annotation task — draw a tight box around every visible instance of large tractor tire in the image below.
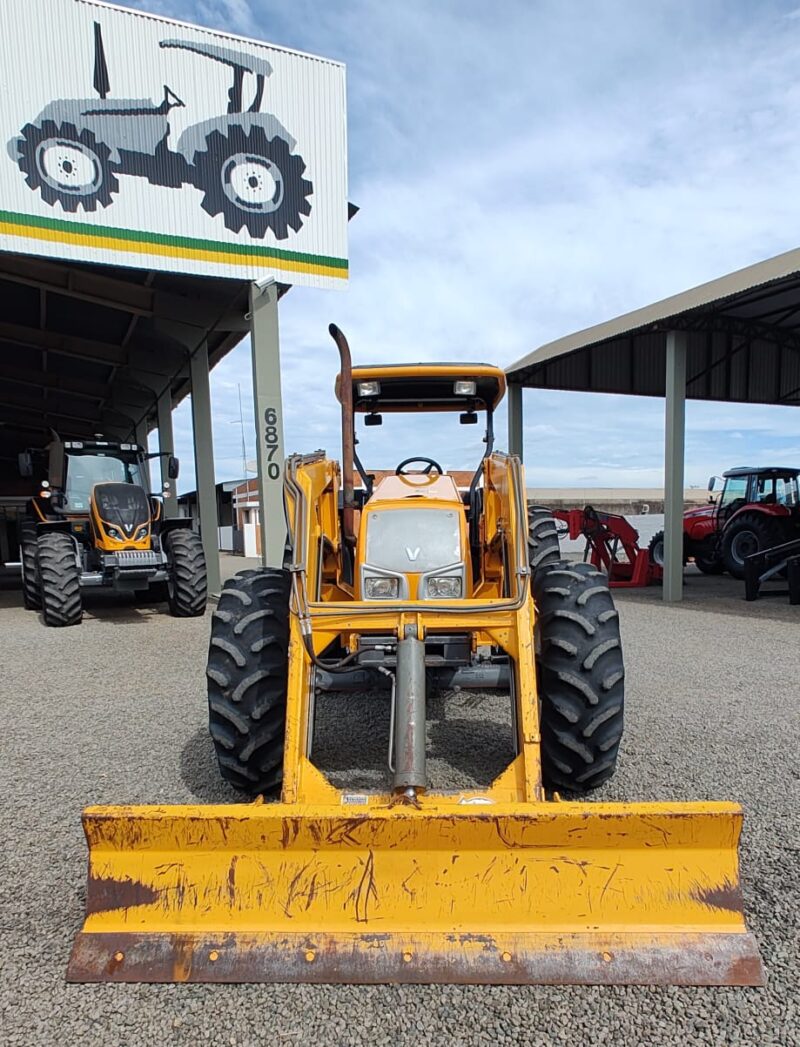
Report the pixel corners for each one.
[165,530,207,617]
[207,569,291,796]
[37,531,82,627]
[721,512,787,579]
[20,522,41,610]
[16,120,118,212]
[527,505,562,572]
[191,124,313,239]
[649,529,713,572]
[533,561,624,793]
[694,550,725,575]
[647,530,664,568]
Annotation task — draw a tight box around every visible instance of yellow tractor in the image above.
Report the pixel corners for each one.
[19,436,206,624]
[68,327,762,985]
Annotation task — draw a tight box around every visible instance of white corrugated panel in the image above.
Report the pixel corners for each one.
[0,0,348,288]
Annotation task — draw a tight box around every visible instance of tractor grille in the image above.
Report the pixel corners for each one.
[114,551,161,569]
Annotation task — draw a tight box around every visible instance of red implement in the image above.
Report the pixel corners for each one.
[553,506,661,587]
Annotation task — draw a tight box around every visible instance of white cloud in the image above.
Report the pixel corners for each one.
[121,0,800,491]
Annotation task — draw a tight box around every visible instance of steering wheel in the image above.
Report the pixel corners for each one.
[396,456,443,476]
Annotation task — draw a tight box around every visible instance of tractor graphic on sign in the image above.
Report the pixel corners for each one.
[7,24,313,240]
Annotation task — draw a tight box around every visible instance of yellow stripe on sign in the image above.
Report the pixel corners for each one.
[0,221,349,279]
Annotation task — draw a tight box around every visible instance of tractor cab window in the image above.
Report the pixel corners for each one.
[64,454,145,511]
[753,477,777,504]
[776,476,800,507]
[720,477,748,508]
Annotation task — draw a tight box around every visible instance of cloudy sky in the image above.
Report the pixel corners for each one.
[126,0,800,490]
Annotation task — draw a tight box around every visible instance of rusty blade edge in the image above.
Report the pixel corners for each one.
[67,931,765,986]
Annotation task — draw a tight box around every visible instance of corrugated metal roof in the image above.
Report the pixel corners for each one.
[507,247,800,406]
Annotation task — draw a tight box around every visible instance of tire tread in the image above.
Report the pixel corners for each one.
[534,560,624,792]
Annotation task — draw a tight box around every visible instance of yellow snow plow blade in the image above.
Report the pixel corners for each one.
[67,799,763,985]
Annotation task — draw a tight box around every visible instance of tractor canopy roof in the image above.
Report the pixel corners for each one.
[337,363,506,413]
[62,439,143,455]
[723,465,800,479]
[159,39,273,77]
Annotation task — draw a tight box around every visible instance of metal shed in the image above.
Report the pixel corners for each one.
[506,246,800,600]
[0,249,255,592]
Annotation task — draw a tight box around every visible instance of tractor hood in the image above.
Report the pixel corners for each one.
[369,474,463,504]
[684,504,715,521]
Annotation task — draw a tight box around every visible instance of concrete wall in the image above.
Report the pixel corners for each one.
[527,487,709,515]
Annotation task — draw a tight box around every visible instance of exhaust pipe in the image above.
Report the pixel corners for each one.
[393,625,426,793]
[329,323,356,547]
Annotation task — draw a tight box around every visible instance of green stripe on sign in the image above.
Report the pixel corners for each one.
[0,209,349,270]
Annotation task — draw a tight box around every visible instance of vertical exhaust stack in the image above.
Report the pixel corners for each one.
[329,323,356,548]
[93,23,110,99]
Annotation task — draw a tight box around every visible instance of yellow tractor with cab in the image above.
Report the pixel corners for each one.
[67,326,762,986]
[19,436,206,625]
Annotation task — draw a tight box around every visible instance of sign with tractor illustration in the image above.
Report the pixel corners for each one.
[0,0,348,288]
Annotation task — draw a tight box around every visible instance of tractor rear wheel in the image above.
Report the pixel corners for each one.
[721,512,787,579]
[534,561,624,793]
[191,125,313,240]
[20,521,41,610]
[165,530,207,617]
[37,531,82,627]
[16,120,118,212]
[207,569,291,796]
[527,505,561,572]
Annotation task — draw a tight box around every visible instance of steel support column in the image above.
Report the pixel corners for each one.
[507,383,523,460]
[134,417,149,451]
[249,281,286,568]
[664,330,687,602]
[157,389,178,518]
[190,340,221,598]
[134,418,150,491]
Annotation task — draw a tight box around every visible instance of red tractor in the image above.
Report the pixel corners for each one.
[649,466,800,579]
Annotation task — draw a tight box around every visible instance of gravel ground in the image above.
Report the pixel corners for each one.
[1,559,799,1046]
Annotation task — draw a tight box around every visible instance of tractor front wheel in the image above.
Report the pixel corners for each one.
[721,513,787,579]
[37,531,82,626]
[694,550,725,575]
[527,505,562,572]
[191,124,313,239]
[534,561,624,793]
[165,530,208,617]
[207,569,291,796]
[647,530,664,568]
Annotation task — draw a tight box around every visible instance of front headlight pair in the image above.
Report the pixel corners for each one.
[363,574,462,599]
[106,525,148,542]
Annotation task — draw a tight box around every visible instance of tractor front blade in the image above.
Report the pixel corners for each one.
[67,799,763,985]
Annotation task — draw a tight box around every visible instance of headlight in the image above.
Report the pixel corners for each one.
[426,576,462,598]
[364,576,399,599]
[135,526,148,541]
[357,380,380,397]
[107,527,120,540]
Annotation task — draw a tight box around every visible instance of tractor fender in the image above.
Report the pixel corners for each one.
[23,99,168,164]
[725,503,791,530]
[35,519,72,535]
[158,517,195,536]
[176,112,296,164]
